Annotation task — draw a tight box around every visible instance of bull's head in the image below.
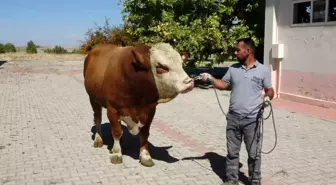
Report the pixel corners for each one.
[150,43,194,103]
[131,43,194,103]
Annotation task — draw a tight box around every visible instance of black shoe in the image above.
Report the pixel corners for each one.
[250,182,261,185]
[221,180,239,185]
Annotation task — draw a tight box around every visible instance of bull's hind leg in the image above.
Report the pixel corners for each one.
[139,108,156,167]
[107,105,123,164]
[89,97,103,148]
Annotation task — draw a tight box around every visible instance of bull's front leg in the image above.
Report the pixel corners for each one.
[107,105,123,164]
[139,108,156,167]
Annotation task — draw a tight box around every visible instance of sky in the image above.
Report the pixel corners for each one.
[0,0,124,47]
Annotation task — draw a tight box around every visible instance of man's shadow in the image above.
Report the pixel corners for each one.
[91,122,179,163]
[182,152,250,185]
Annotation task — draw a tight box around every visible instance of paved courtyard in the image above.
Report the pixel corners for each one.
[0,60,335,185]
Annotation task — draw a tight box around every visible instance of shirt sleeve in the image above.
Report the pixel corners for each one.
[221,67,231,86]
[263,68,273,88]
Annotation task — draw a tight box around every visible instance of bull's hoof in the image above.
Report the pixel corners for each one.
[110,153,123,164]
[93,134,104,148]
[139,151,154,167]
[140,157,155,167]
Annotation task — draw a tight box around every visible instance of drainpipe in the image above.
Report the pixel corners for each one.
[264,0,283,99]
[271,58,283,98]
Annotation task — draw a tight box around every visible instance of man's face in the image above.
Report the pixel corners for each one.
[234,41,251,62]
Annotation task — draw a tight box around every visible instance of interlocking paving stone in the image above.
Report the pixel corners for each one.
[0,60,335,185]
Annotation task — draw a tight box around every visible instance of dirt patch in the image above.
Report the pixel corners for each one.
[0,52,86,61]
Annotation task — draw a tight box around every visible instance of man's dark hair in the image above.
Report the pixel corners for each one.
[237,38,256,54]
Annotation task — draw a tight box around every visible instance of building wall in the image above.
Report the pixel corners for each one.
[264,0,336,109]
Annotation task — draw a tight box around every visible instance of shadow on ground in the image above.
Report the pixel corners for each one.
[0,61,7,66]
[182,152,250,185]
[184,67,229,89]
[91,123,179,163]
[0,61,7,69]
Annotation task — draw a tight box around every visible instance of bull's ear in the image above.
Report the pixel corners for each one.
[179,51,189,61]
[131,46,151,70]
[132,50,145,64]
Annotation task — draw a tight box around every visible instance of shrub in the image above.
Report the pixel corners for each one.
[80,27,110,54]
[43,48,52,53]
[44,45,69,54]
[54,46,67,54]
[26,40,37,54]
[4,43,16,52]
[0,43,16,53]
[54,45,68,54]
[71,49,81,54]
[80,17,138,54]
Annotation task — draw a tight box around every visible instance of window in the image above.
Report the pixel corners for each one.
[292,0,336,24]
[328,0,336,21]
[313,0,326,22]
[293,1,311,24]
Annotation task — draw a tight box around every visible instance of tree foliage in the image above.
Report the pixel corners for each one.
[119,0,265,64]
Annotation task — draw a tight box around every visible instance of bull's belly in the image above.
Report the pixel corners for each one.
[120,116,144,135]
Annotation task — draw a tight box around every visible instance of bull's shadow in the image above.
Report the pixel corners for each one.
[91,123,179,163]
[182,152,250,185]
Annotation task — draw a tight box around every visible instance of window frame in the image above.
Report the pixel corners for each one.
[291,0,336,27]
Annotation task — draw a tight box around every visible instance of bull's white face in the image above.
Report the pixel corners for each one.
[149,43,194,103]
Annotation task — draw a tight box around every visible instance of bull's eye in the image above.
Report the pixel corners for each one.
[156,63,169,74]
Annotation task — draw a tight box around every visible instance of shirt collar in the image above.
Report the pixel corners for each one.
[240,60,259,69]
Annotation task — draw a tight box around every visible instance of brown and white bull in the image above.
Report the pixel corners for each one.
[83,42,194,167]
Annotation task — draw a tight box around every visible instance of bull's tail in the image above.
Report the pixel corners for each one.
[83,45,99,78]
[83,44,100,78]
[83,54,90,78]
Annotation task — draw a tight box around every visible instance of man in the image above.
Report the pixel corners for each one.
[200,38,274,185]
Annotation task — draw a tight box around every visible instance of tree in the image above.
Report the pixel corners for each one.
[233,0,265,63]
[120,0,265,65]
[26,40,37,54]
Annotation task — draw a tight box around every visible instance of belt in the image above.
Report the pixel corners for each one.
[228,110,259,119]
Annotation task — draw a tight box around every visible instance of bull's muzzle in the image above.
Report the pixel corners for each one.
[183,78,193,85]
[182,77,194,93]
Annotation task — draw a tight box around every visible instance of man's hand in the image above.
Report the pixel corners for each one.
[263,87,274,108]
[199,72,229,90]
[200,73,213,82]
[263,96,271,108]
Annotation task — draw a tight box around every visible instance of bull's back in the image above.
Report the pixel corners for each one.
[83,44,120,103]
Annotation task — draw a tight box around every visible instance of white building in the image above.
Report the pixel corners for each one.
[263,0,336,109]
